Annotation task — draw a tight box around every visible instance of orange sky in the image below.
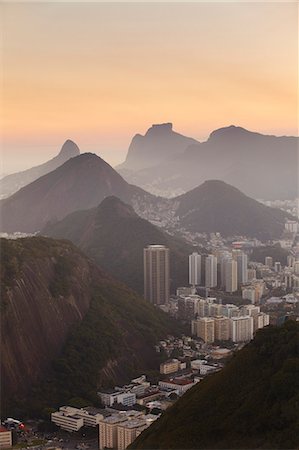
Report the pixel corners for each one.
[1,1,298,173]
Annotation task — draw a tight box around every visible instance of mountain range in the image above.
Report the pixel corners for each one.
[118,122,198,171]
[41,196,195,294]
[118,124,298,199]
[0,153,155,233]
[130,321,299,449]
[1,236,181,415]
[0,140,80,198]
[0,152,291,240]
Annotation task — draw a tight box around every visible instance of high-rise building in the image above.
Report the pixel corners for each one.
[247,268,257,281]
[265,256,273,268]
[231,316,253,342]
[274,261,282,273]
[144,245,170,305]
[192,317,215,343]
[189,252,201,286]
[233,250,248,287]
[214,316,230,341]
[225,258,238,293]
[205,255,217,288]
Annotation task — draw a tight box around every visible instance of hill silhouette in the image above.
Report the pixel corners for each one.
[42,196,195,293]
[130,321,299,449]
[0,140,80,198]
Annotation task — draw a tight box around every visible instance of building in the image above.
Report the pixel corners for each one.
[189,252,201,286]
[51,410,84,432]
[144,245,170,305]
[192,317,215,343]
[159,378,196,395]
[99,414,128,449]
[231,316,254,342]
[274,261,282,273]
[242,286,256,304]
[247,268,257,281]
[117,419,147,450]
[0,427,12,448]
[253,313,270,332]
[205,255,217,288]
[98,389,136,407]
[160,359,180,375]
[214,316,230,341]
[233,250,248,287]
[225,258,238,293]
[265,256,273,268]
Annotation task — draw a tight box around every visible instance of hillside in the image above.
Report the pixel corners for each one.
[0,140,80,198]
[250,245,290,266]
[118,125,298,199]
[0,153,156,233]
[119,123,198,171]
[130,321,299,449]
[42,196,195,294]
[1,237,181,416]
[173,180,290,240]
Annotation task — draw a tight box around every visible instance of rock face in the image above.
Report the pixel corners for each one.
[1,237,94,401]
[1,236,179,412]
[130,321,299,450]
[118,125,298,200]
[0,140,80,198]
[0,153,155,233]
[119,123,198,170]
[41,196,195,294]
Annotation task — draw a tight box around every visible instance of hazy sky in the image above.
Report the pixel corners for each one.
[1,1,298,174]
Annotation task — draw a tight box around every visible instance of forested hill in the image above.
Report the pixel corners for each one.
[130,321,299,449]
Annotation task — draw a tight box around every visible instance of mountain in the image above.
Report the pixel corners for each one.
[171,180,291,240]
[0,153,156,233]
[41,196,195,294]
[1,236,181,415]
[118,123,198,171]
[0,140,80,198]
[118,125,298,199]
[130,321,299,449]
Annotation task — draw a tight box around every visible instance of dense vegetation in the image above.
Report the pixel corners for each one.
[1,237,184,418]
[17,281,181,418]
[130,321,299,449]
[42,196,195,294]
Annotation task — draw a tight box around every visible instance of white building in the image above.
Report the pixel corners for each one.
[98,389,136,407]
[189,252,201,286]
[231,316,254,343]
[51,410,84,432]
[205,255,217,288]
[225,258,238,293]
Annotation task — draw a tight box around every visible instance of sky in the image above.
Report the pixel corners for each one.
[1,1,298,174]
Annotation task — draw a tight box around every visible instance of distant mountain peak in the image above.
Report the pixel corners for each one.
[208,125,256,141]
[120,123,198,170]
[145,123,173,135]
[58,139,80,158]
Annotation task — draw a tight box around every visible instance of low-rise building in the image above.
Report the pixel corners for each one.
[159,378,197,395]
[0,426,12,448]
[160,359,180,375]
[51,411,84,432]
[98,389,136,407]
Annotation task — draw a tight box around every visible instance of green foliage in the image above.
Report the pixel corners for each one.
[49,256,73,297]
[130,321,299,449]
